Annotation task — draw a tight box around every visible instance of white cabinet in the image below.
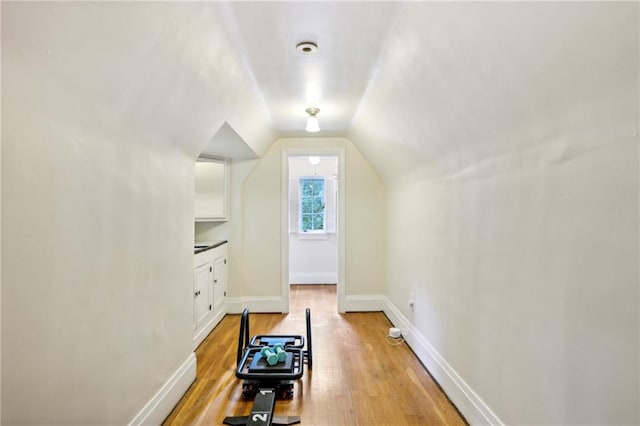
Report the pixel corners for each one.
[193,242,228,349]
[212,255,227,310]
[193,262,213,331]
[194,157,229,222]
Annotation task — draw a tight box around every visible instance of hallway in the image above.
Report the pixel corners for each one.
[3,3,637,424]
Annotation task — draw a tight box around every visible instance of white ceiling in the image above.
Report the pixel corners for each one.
[218,2,403,137]
[197,2,634,167]
[5,1,633,169]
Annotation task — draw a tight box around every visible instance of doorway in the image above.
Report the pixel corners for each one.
[281,148,345,313]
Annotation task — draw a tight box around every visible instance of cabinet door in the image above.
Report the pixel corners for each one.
[193,263,212,329]
[213,255,227,309]
[194,157,229,221]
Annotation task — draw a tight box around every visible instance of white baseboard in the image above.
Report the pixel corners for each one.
[382,297,503,425]
[225,297,243,314]
[129,353,196,426]
[193,308,227,350]
[343,294,385,311]
[289,272,338,284]
[225,296,285,314]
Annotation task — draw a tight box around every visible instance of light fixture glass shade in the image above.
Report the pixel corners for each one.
[308,156,320,165]
[305,107,320,133]
[305,116,320,133]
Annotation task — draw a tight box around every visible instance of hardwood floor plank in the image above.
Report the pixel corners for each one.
[163,285,466,425]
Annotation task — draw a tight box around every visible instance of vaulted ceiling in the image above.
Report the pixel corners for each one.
[214,2,634,184]
[4,2,633,178]
[217,2,402,137]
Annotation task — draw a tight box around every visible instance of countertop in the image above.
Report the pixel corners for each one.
[194,240,228,254]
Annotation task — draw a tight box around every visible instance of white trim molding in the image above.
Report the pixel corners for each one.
[193,309,227,350]
[382,297,503,426]
[129,353,196,426]
[225,296,286,314]
[225,297,243,314]
[343,294,386,312]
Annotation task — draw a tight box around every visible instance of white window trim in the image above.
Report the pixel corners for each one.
[296,232,329,240]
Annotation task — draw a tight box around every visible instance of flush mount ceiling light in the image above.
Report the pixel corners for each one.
[296,41,318,55]
[308,156,320,165]
[305,107,320,133]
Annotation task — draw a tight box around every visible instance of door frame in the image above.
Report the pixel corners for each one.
[281,147,346,313]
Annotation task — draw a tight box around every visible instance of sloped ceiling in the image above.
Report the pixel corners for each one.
[348,2,637,182]
[218,2,635,183]
[217,2,401,137]
[2,2,278,160]
[202,122,259,160]
[5,2,634,166]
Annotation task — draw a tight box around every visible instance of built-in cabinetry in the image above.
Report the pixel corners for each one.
[193,241,228,349]
[194,156,229,222]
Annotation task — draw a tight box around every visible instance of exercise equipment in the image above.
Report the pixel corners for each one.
[223,308,313,426]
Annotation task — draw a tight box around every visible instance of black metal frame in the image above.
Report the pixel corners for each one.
[236,308,313,369]
[224,308,313,426]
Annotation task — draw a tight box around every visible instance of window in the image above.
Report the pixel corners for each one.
[299,178,325,232]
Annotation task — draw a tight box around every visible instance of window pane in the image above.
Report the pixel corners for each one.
[312,197,324,213]
[302,181,315,196]
[301,179,323,196]
[301,214,312,231]
[301,198,312,214]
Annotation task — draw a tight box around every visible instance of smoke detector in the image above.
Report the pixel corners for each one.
[296,41,318,55]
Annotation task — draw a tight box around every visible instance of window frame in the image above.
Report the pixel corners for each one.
[298,176,326,234]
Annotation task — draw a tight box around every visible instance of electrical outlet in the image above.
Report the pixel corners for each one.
[409,292,415,310]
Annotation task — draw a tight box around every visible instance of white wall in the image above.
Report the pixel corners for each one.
[1,2,273,424]
[288,156,338,284]
[350,2,638,425]
[241,138,385,304]
[289,234,338,284]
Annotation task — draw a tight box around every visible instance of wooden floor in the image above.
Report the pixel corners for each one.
[163,285,466,425]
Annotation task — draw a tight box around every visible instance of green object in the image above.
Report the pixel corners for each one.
[273,343,287,362]
[260,346,278,366]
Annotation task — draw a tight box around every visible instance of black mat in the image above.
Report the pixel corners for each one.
[248,352,294,373]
